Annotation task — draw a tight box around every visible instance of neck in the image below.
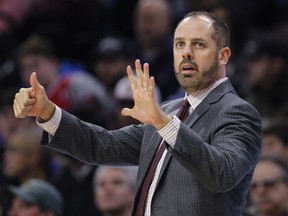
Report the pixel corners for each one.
[186,76,226,96]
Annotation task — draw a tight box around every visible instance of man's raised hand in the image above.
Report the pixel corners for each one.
[121,59,172,130]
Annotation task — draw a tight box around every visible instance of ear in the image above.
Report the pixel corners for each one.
[218,47,231,66]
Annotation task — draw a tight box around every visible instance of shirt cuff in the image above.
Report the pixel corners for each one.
[36,105,62,136]
[157,116,181,148]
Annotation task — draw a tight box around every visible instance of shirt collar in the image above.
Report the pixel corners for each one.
[185,77,228,110]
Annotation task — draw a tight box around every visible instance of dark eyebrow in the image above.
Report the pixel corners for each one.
[174,37,184,42]
[174,37,207,44]
[193,38,207,44]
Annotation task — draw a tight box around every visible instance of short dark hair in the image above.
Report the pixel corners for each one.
[17,35,57,60]
[258,154,288,181]
[264,122,288,147]
[178,11,230,49]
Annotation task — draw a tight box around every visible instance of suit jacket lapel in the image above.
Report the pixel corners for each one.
[156,99,211,186]
[156,79,236,186]
[136,100,183,190]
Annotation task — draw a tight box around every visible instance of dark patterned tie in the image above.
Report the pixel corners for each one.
[136,99,190,216]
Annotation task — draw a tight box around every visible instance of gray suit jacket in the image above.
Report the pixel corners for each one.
[42,79,262,216]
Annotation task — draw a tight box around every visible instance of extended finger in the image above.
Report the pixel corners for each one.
[143,63,150,92]
[127,65,136,91]
[148,76,155,98]
[135,59,144,89]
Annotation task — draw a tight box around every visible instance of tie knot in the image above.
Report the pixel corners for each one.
[177,99,190,121]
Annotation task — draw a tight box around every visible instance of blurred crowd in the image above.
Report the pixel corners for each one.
[0,0,288,215]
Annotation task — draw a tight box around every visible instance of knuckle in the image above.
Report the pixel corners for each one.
[19,88,26,93]
[14,92,20,100]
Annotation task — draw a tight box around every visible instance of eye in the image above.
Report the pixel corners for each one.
[97,181,106,188]
[175,41,185,49]
[195,42,205,48]
[112,179,126,187]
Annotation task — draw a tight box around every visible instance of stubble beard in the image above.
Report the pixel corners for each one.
[175,55,220,94]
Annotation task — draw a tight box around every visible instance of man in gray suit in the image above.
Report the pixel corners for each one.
[13,11,262,216]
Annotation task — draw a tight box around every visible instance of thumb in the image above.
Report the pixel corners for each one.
[121,107,132,117]
[30,72,42,91]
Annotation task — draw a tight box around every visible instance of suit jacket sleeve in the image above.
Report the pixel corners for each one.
[41,109,143,166]
[168,94,262,193]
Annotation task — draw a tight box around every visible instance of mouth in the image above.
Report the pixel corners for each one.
[182,64,195,70]
[180,64,198,76]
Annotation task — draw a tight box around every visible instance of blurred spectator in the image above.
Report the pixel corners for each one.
[0,0,34,34]
[0,0,140,63]
[93,166,138,216]
[91,36,135,97]
[0,0,102,60]
[17,35,115,126]
[8,178,63,216]
[49,90,108,216]
[52,157,101,216]
[0,88,35,216]
[165,0,194,25]
[3,127,52,185]
[207,3,245,56]
[95,0,139,38]
[47,0,139,62]
[244,155,288,216]
[241,33,288,121]
[227,0,288,34]
[0,0,63,92]
[134,0,179,100]
[261,122,288,158]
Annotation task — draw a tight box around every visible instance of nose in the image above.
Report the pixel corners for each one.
[182,45,194,59]
[99,182,115,191]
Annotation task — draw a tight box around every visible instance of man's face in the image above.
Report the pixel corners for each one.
[8,197,50,216]
[95,168,135,214]
[20,55,58,88]
[94,58,127,89]
[247,56,272,88]
[249,161,288,216]
[135,1,170,46]
[262,134,288,157]
[173,16,222,95]
[4,136,36,179]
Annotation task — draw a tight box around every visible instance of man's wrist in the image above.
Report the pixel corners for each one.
[154,115,173,130]
[38,101,56,123]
